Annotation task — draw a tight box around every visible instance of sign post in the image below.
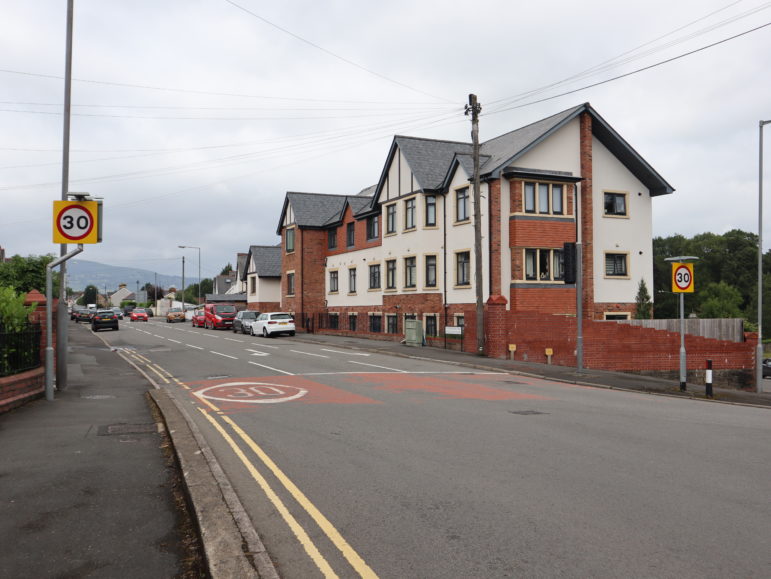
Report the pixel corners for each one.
[667,257,699,392]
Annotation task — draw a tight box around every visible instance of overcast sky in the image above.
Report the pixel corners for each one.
[1,0,769,281]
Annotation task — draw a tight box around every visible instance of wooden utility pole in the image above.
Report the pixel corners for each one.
[465,94,484,356]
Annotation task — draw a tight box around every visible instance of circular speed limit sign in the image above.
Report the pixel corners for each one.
[52,200,100,244]
[672,263,694,293]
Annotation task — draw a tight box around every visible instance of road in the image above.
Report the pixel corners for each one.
[91,318,771,578]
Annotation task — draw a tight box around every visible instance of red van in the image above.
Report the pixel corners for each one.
[204,303,237,330]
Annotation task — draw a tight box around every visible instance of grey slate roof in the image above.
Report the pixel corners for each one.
[205,293,246,303]
[278,190,377,233]
[394,136,472,191]
[247,245,282,278]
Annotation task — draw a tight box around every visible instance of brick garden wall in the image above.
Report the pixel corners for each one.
[502,310,755,388]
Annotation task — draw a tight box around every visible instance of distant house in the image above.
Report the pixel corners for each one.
[213,274,235,295]
[225,253,248,295]
[243,245,281,312]
[109,284,133,307]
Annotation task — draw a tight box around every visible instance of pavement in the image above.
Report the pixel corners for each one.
[1,325,769,579]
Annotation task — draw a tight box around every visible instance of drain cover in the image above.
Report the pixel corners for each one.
[97,423,159,436]
[508,410,547,416]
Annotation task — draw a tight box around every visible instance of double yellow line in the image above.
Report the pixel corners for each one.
[134,351,377,578]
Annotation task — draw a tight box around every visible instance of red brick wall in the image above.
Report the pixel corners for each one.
[0,368,44,413]
[247,301,280,312]
[502,310,755,388]
[579,112,595,318]
[488,180,502,295]
[509,286,575,314]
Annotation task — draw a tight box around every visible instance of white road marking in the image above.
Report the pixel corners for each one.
[290,350,329,358]
[251,342,279,349]
[167,339,182,344]
[347,360,406,373]
[248,361,295,376]
[211,351,238,360]
[320,348,370,356]
[224,337,244,343]
[186,344,204,350]
[245,349,270,357]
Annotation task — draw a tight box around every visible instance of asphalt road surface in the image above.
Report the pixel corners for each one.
[93,318,771,578]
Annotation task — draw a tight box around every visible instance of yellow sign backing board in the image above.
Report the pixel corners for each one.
[671,262,694,293]
[53,200,100,244]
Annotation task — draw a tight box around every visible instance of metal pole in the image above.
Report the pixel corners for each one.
[466,94,484,356]
[575,184,583,373]
[46,245,83,400]
[679,292,686,391]
[758,120,770,393]
[198,247,201,305]
[56,0,74,392]
[181,256,185,309]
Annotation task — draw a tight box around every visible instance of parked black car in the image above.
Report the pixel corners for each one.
[74,308,92,323]
[232,310,259,334]
[763,358,771,379]
[91,309,119,332]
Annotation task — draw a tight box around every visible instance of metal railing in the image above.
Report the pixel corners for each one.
[0,324,43,377]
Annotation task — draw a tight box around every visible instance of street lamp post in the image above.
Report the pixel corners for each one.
[758,120,770,393]
[179,245,201,305]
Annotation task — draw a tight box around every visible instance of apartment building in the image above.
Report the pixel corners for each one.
[277,103,674,353]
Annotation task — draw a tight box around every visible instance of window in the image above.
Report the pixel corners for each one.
[285,227,295,253]
[425,195,436,226]
[249,277,256,295]
[605,313,630,320]
[386,314,398,334]
[346,222,355,247]
[455,314,465,328]
[524,248,564,281]
[328,229,337,249]
[605,253,628,277]
[348,267,357,292]
[425,255,437,287]
[523,181,565,215]
[286,272,295,295]
[425,315,437,337]
[404,198,416,230]
[386,204,396,234]
[456,251,470,286]
[369,314,382,333]
[386,259,396,290]
[604,192,627,216]
[366,215,379,240]
[404,256,416,288]
[369,264,381,289]
[456,188,469,221]
[348,314,357,332]
[552,184,564,214]
[329,270,338,293]
[329,313,339,329]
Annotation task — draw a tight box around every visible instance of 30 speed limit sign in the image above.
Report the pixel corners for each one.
[671,262,694,293]
[53,200,100,244]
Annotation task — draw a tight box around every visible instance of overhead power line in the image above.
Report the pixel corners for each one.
[221,0,452,103]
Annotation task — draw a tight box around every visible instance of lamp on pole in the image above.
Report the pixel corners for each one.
[179,245,201,305]
[757,121,770,393]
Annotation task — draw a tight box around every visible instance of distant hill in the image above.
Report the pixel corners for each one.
[67,259,184,292]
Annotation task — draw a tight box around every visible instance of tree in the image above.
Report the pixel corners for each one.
[0,286,37,332]
[634,279,652,319]
[220,264,233,275]
[0,254,59,295]
[698,282,744,319]
[82,285,98,306]
[184,278,213,304]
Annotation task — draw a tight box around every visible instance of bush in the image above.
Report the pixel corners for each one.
[0,286,37,333]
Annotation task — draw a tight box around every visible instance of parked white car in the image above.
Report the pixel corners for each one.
[251,312,296,337]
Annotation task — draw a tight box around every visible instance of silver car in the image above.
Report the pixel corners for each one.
[232,310,259,334]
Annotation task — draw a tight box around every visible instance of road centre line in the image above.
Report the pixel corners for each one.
[186,344,204,350]
[198,409,338,577]
[290,350,329,358]
[153,334,165,338]
[248,361,294,376]
[223,337,244,343]
[211,351,238,360]
[347,360,407,373]
[320,348,370,357]
[251,342,279,349]
[200,334,219,339]
[219,414,378,578]
[167,338,182,344]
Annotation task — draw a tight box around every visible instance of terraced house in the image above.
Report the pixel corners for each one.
[277,102,679,362]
